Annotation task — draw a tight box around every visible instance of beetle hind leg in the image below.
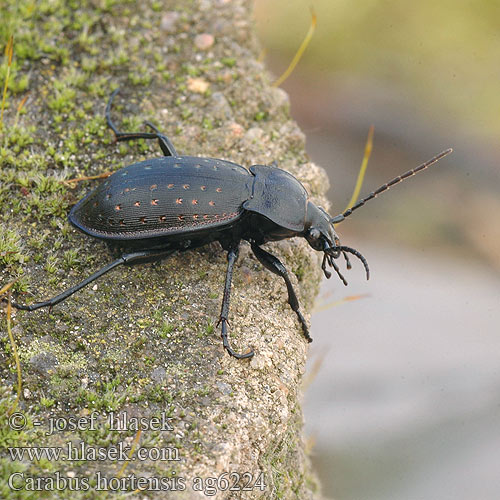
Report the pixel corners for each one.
[10,250,174,312]
[251,243,312,343]
[105,88,178,157]
[217,246,254,359]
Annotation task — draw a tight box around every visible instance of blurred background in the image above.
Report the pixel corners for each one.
[254,1,500,499]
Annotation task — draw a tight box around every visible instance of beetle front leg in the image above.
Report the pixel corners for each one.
[217,245,254,359]
[251,243,312,343]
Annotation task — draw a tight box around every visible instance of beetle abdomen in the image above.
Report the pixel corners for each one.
[69,156,252,240]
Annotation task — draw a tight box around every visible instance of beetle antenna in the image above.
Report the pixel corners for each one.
[330,148,453,224]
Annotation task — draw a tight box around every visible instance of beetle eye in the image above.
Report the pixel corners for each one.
[309,228,321,240]
[306,228,325,251]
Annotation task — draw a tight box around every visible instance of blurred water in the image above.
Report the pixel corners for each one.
[304,243,500,500]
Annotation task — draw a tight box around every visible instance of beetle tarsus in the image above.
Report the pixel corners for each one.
[296,310,312,342]
[219,318,254,359]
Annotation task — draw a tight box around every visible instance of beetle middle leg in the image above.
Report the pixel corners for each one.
[251,243,312,343]
[217,245,254,359]
[11,249,174,312]
[105,88,178,157]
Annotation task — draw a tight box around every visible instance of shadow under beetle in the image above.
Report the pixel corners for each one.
[10,89,452,359]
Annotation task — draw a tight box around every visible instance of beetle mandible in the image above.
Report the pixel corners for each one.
[10,89,452,359]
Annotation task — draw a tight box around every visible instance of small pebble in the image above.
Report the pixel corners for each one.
[210,92,232,120]
[160,12,179,33]
[194,33,214,50]
[187,77,210,93]
[227,122,244,138]
[244,127,264,142]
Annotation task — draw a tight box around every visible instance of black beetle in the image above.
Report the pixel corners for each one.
[10,89,452,359]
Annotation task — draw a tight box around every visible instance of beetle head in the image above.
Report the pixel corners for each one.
[302,148,453,285]
[304,201,339,250]
[304,201,370,285]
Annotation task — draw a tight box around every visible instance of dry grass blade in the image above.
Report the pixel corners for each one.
[63,171,113,187]
[272,8,316,87]
[302,349,328,390]
[116,429,142,478]
[13,94,29,128]
[1,35,14,127]
[1,280,22,415]
[344,125,374,212]
[313,293,369,314]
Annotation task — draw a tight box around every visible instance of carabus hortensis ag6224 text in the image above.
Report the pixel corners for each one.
[10,89,452,359]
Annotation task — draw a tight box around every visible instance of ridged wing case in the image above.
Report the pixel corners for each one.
[69,156,253,240]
